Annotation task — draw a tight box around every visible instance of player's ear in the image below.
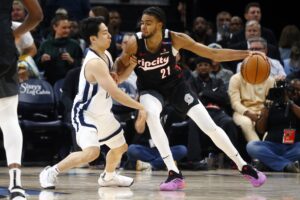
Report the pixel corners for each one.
[157,21,163,29]
[90,35,97,43]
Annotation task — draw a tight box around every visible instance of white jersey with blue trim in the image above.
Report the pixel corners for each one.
[72,49,113,120]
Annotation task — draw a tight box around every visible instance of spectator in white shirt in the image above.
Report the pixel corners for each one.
[236,37,286,81]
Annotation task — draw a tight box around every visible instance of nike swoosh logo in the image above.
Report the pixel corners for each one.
[212,87,218,92]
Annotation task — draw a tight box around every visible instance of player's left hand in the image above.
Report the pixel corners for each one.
[249,51,267,60]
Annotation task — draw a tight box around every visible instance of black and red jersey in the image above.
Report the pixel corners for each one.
[134,29,183,94]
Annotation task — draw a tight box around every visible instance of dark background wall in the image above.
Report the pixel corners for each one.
[190,0,299,39]
[94,0,299,40]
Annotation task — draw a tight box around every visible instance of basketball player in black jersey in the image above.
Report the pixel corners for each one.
[116,7,267,191]
[0,0,42,199]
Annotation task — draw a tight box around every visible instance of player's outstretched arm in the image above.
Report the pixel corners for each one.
[171,31,266,62]
[86,58,144,111]
[115,35,138,83]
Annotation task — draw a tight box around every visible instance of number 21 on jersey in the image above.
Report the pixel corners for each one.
[160,66,170,79]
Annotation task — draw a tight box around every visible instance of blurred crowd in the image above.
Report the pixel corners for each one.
[8,0,300,173]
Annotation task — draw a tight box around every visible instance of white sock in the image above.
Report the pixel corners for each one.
[230,153,247,171]
[163,156,179,174]
[146,116,179,173]
[188,104,247,171]
[103,171,116,181]
[9,168,21,190]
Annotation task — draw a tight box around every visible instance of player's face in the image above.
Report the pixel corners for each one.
[95,23,111,49]
[140,14,162,38]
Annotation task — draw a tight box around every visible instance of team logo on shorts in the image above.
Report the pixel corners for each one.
[184,93,194,105]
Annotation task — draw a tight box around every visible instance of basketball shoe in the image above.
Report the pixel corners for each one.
[9,186,26,200]
[136,160,152,171]
[159,170,185,191]
[241,164,266,187]
[98,172,134,187]
[39,166,58,189]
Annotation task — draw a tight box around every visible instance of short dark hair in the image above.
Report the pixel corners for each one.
[80,17,106,45]
[142,7,166,28]
[244,2,261,13]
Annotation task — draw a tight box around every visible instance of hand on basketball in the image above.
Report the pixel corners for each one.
[249,51,267,60]
[135,109,147,134]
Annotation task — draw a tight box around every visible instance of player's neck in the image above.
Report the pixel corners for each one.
[145,32,163,53]
[89,46,105,56]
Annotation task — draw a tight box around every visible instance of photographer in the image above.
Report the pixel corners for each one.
[247,79,300,173]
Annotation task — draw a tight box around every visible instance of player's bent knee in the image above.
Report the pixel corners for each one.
[112,143,128,154]
[82,147,100,162]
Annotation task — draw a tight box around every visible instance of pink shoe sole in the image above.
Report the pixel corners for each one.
[159,178,186,191]
[244,171,267,187]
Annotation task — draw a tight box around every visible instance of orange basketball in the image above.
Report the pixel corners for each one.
[241,54,270,84]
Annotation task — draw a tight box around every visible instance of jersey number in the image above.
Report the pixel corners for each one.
[160,66,170,79]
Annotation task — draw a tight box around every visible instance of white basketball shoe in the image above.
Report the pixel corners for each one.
[39,166,58,189]
[98,172,134,187]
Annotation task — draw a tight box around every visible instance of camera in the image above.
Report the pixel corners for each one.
[267,80,293,107]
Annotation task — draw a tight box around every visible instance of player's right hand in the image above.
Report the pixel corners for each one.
[130,55,137,66]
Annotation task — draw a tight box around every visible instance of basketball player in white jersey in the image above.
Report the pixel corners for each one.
[39,17,146,189]
[0,0,42,199]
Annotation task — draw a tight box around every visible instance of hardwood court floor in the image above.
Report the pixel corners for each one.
[0,167,299,200]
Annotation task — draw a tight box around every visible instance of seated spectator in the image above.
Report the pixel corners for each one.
[35,14,83,85]
[126,111,187,171]
[230,20,281,62]
[228,71,275,142]
[11,0,26,22]
[229,16,243,35]
[247,79,300,173]
[186,56,239,169]
[236,37,286,81]
[230,2,277,47]
[206,43,233,88]
[69,20,85,51]
[278,25,300,61]
[283,41,300,76]
[108,10,124,59]
[183,16,214,70]
[214,11,232,48]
